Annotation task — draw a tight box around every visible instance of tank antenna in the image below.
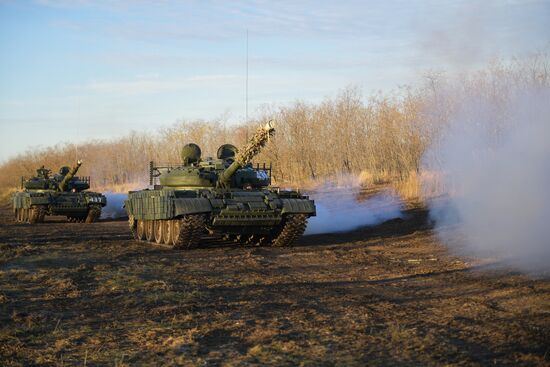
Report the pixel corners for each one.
[245,29,249,141]
[75,94,80,161]
[246,28,249,125]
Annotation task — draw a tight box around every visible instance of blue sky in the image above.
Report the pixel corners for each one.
[1,0,549,162]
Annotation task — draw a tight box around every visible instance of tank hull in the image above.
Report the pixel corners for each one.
[12,190,106,223]
[125,188,315,248]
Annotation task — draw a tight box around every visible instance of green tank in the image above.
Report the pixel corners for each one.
[125,122,316,249]
[12,160,107,224]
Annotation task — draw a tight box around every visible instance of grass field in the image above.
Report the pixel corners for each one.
[1,202,549,366]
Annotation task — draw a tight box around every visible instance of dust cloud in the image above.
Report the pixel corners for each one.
[305,178,404,235]
[423,85,550,273]
[100,192,128,219]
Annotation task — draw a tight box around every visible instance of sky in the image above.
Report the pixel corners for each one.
[0,0,549,162]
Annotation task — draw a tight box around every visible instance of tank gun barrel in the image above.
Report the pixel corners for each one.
[59,160,82,192]
[217,121,275,188]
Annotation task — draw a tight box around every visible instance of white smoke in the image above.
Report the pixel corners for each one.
[423,84,550,273]
[97,181,404,230]
[305,178,404,235]
[100,192,128,219]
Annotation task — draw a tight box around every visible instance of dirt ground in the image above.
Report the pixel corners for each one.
[0,202,549,366]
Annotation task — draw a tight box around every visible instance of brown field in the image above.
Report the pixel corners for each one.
[0,203,549,366]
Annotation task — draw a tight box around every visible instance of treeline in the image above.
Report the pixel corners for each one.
[0,88,425,195]
[1,54,547,199]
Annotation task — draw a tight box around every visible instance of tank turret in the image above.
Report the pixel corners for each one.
[155,122,275,189]
[13,159,106,224]
[58,160,82,192]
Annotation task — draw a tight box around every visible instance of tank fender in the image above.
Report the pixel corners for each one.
[174,198,212,216]
[280,198,316,215]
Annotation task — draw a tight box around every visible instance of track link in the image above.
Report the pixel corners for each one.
[172,215,206,249]
[67,216,85,223]
[28,207,39,224]
[270,214,308,247]
[85,205,102,223]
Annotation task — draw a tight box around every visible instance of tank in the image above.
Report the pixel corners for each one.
[12,160,107,223]
[125,122,316,249]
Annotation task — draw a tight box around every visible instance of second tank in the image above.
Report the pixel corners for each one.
[13,160,107,223]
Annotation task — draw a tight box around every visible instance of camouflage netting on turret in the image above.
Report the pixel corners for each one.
[216,122,275,187]
[234,121,275,166]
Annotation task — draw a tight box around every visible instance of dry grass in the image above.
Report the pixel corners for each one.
[0,54,548,203]
[0,187,17,204]
[395,171,421,201]
[1,205,549,365]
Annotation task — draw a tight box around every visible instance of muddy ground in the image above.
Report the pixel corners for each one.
[0,203,549,366]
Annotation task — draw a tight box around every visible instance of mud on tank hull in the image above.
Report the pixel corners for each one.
[12,191,106,224]
[125,188,316,248]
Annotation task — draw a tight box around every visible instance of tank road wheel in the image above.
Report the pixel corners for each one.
[145,220,154,242]
[136,220,146,241]
[162,220,172,245]
[22,208,29,223]
[170,219,181,247]
[270,214,308,247]
[171,215,206,249]
[154,220,164,244]
[85,205,101,223]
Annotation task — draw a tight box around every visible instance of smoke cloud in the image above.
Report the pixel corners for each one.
[100,192,128,219]
[423,84,550,274]
[305,178,404,235]
[97,180,405,231]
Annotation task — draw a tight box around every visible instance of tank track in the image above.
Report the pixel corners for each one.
[172,215,206,249]
[270,214,308,247]
[85,205,102,223]
[35,206,46,223]
[130,214,206,249]
[229,234,273,247]
[225,214,308,248]
[67,216,86,223]
[66,205,101,223]
[129,215,138,239]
